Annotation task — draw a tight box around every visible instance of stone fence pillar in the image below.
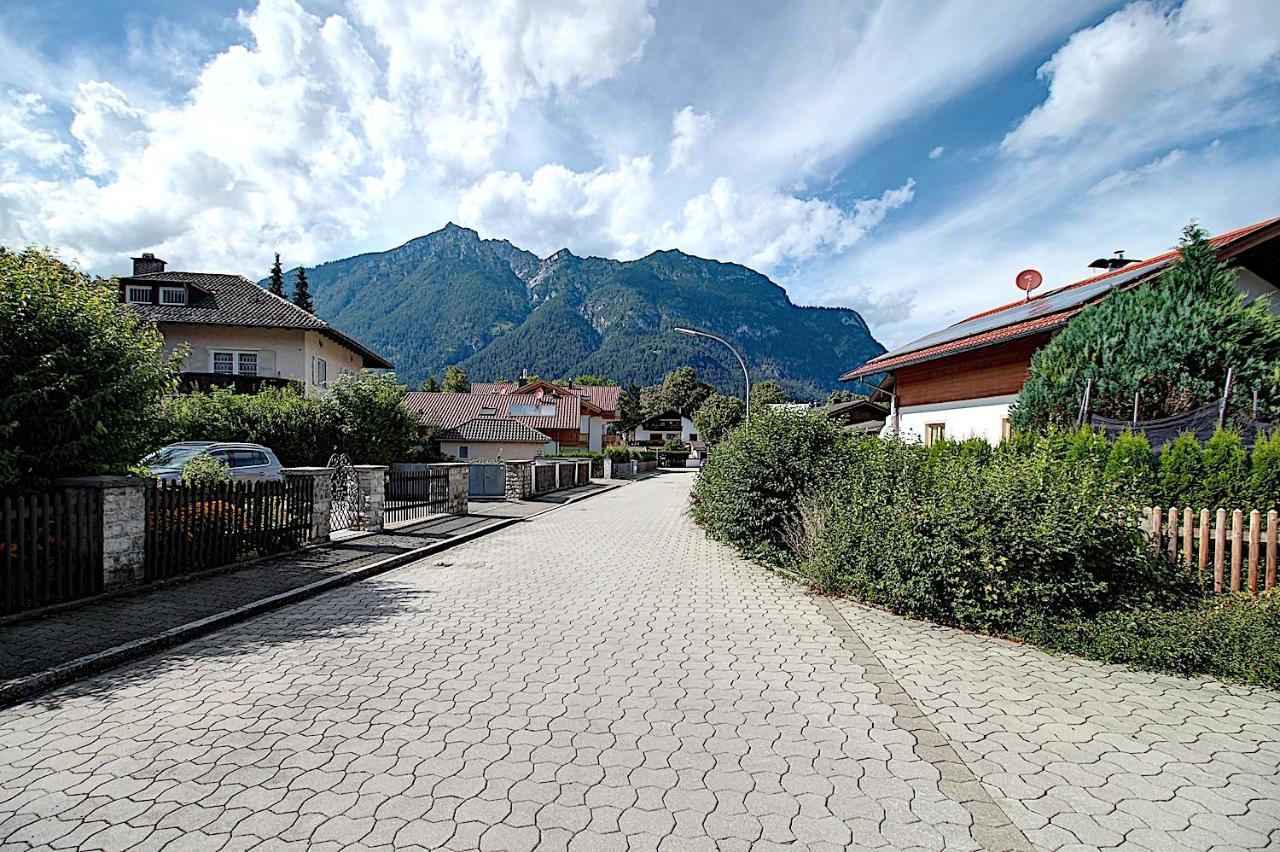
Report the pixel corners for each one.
[281,466,334,543]
[504,460,533,500]
[353,465,388,531]
[429,463,470,515]
[56,475,148,589]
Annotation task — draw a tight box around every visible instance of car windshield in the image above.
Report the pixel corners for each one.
[141,446,211,467]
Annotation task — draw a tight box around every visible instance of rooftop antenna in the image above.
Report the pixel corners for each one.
[1089,250,1141,272]
[1015,268,1043,301]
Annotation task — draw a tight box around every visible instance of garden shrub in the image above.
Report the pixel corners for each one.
[181,453,232,487]
[802,436,1181,634]
[1,247,179,488]
[1158,432,1205,508]
[1026,592,1280,690]
[1103,430,1155,502]
[604,446,632,465]
[150,373,423,467]
[691,411,849,563]
[1248,430,1280,510]
[1064,427,1110,471]
[1201,428,1248,509]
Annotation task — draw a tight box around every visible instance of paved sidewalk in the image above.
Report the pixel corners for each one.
[0,473,1277,850]
[0,484,609,699]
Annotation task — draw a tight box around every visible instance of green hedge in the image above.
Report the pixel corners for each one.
[1026,592,1280,690]
[689,416,1280,687]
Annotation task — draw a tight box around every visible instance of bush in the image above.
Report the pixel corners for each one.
[800,436,1181,634]
[693,394,745,446]
[1249,430,1280,510]
[1064,427,1110,470]
[1158,432,1204,508]
[1103,430,1155,501]
[604,446,632,465]
[691,412,851,563]
[150,373,423,467]
[1202,428,1248,509]
[1026,592,1280,689]
[0,247,179,488]
[181,453,232,487]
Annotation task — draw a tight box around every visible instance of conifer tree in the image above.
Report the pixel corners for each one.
[293,266,314,313]
[268,253,285,297]
[1012,223,1280,431]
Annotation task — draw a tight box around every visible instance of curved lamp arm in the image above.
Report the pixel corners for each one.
[673,327,751,423]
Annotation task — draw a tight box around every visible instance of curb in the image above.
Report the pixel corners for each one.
[0,485,619,710]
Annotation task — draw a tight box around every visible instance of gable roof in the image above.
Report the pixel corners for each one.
[472,380,615,415]
[404,391,582,430]
[843,216,1280,381]
[122,271,392,369]
[437,416,549,444]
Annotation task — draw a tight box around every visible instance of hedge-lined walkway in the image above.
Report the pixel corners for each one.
[0,474,1276,850]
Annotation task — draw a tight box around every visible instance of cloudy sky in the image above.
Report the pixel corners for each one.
[2,0,1278,346]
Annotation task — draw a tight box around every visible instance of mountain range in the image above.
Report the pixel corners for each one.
[276,224,884,400]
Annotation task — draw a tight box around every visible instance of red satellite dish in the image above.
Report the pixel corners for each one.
[1015,268,1043,294]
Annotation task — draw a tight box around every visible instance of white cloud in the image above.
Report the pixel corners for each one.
[1003,0,1280,156]
[928,145,944,160]
[459,146,915,273]
[0,92,70,174]
[0,0,658,273]
[1086,148,1186,196]
[667,106,713,173]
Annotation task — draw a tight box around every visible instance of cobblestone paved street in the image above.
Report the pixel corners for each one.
[1,472,1277,850]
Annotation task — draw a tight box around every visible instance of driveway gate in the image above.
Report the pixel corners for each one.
[468,463,505,498]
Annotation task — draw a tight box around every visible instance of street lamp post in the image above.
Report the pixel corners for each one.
[673,327,751,423]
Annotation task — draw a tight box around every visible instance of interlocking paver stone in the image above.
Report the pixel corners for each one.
[1,472,1278,849]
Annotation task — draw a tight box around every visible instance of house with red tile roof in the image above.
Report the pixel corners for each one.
[404,378,611,454]
[842,216,1280,445]
[469,378,617,451]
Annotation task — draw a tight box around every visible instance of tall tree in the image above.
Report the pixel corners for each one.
[443,365,470,393]
[418,376,441,392]
[0,247,179,488]
[751,379,789,410]
[693,394,746,446]
[267,253,285,297]
[616,384,644,434]
[293,266,315,313]
[1012,223,1280,431]
[660,366,714,416]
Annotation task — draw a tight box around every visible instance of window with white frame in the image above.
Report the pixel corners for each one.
[211,350,259,376]
[126,286,152,303]
[159,287,186,305]
[312,357,328,387]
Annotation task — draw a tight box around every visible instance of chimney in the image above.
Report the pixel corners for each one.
[519,368,529,382]
[131,252,166,276]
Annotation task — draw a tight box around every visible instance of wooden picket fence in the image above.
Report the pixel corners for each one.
[1146,506,1278,595]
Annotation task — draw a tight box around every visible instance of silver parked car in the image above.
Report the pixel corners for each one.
[141,442,285,483]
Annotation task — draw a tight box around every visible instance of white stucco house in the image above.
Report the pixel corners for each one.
[842,216,1280,445]
[121,253,391,396]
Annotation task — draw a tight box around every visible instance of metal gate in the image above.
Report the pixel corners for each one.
[328,453,366,532]
[468,464,505,497]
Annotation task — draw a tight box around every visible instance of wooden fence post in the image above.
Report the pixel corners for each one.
[1198,509,1210,588]
[1214,508,1226,594]
[1230,509,1244,592]
[1268,510,1278,592]
[1150,506,1163,556]
[1248,509,1261,595]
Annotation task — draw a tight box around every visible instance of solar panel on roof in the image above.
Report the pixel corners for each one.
[873,260,1166,361]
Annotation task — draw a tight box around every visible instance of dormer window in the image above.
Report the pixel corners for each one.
[126,285,152,304]
[159,286,186,305]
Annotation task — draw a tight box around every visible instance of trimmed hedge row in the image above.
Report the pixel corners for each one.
[691,412,1278,688]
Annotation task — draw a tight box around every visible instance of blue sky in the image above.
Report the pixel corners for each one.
[2,0,1278,347]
